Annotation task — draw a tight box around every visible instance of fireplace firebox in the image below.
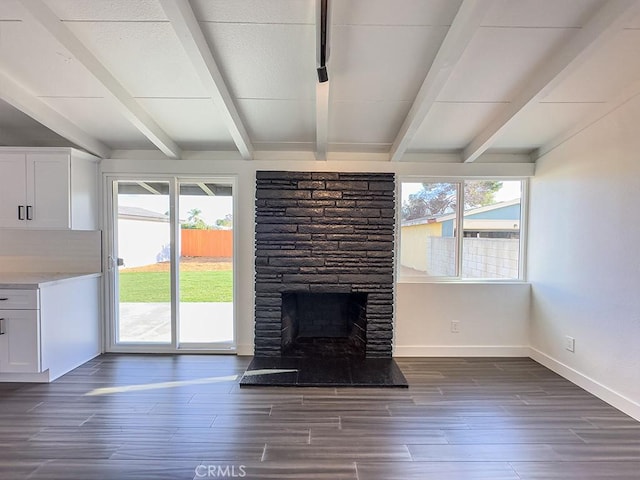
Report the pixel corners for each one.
[281,292,367,357]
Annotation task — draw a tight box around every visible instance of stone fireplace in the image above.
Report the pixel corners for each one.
[253,171,395,359]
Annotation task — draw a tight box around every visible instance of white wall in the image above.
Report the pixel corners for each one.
[395,283,530,356]
[528,95,640,420]
[101,159,534,356]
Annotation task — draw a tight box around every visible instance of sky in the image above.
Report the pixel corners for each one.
[119,194,233,226]
[401,180,522,204]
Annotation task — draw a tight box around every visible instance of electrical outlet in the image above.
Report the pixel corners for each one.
[451,321,460,333]
[565,336,575,352]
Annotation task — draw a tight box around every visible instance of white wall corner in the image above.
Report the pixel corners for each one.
[236,344,254,356]
[529,347,640,422]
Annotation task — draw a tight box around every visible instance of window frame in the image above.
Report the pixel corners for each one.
[397,177,528,283]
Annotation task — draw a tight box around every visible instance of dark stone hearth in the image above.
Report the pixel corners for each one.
[239,357,408,388]
[254,171,396,360]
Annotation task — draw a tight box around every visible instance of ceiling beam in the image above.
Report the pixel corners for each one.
[0,70,111,158]
[21,0,181,159]
[463,0,640,163]
[197,182,215,196]
[159,0,253,160]
[389,0,490,162]
[136,182,161,195]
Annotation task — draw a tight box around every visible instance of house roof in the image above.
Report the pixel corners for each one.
[118,205,169,222]
[402,198,520,226]
[1,1,640,162]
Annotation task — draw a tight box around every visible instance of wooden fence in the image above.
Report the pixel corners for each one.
[181,229,233,257]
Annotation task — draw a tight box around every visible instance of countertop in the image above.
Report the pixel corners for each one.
[0,272,102,289]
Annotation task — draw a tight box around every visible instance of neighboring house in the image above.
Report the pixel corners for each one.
[441,199,521,238]
[401,199,521,277]
[400,216,444,275]
[118,206,170,268]
[118,206,233,266]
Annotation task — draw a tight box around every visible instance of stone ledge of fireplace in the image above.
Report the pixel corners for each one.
[239,356,408,388]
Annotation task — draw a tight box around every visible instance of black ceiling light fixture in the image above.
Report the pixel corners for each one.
[316,0,330,83]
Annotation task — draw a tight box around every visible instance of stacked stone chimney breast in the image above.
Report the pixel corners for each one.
[254,171,395,358]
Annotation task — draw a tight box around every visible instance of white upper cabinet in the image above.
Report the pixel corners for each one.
[26,153,71,229]
[0,148,99,230]
[0,154,27,228]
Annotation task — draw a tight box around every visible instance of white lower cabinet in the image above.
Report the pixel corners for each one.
[0,289,41,374]
[0,276,101,382]
[0,310,40,373]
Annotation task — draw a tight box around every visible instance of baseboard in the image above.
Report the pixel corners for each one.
[230,344,529,358]
[47,351,102,382]
[529,347,640,421]
[393,345,530,357]
[0,370,50,383]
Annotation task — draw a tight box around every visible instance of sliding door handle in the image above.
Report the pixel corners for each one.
[26,205,33,220]
[18,205,25,220]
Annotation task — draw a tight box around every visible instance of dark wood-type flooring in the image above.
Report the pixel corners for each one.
[0,354,639,479]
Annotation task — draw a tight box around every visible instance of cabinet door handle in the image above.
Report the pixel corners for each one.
[18,205,25,220]
[0,319,4,335]
[0,298,8,301]
[26,205,33,220]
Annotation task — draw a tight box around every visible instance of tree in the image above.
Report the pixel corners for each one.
[401,181,502,220]
[215,213,233,228]
[464,180,503,209]
[187,208,202,223]
[183,207,208,229]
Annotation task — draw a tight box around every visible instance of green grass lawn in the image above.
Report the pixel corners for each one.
[119,271,233,302]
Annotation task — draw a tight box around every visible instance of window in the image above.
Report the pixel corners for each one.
[399,180,524,280]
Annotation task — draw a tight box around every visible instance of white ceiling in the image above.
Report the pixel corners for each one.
[0,0,639,162]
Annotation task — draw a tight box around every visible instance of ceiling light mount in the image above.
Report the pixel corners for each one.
[317,65,328,83]
[316,0,330,83]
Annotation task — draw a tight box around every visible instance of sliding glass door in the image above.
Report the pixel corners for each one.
[106,176,235,352]
[115,180,172,344]
[177,181,234,346]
